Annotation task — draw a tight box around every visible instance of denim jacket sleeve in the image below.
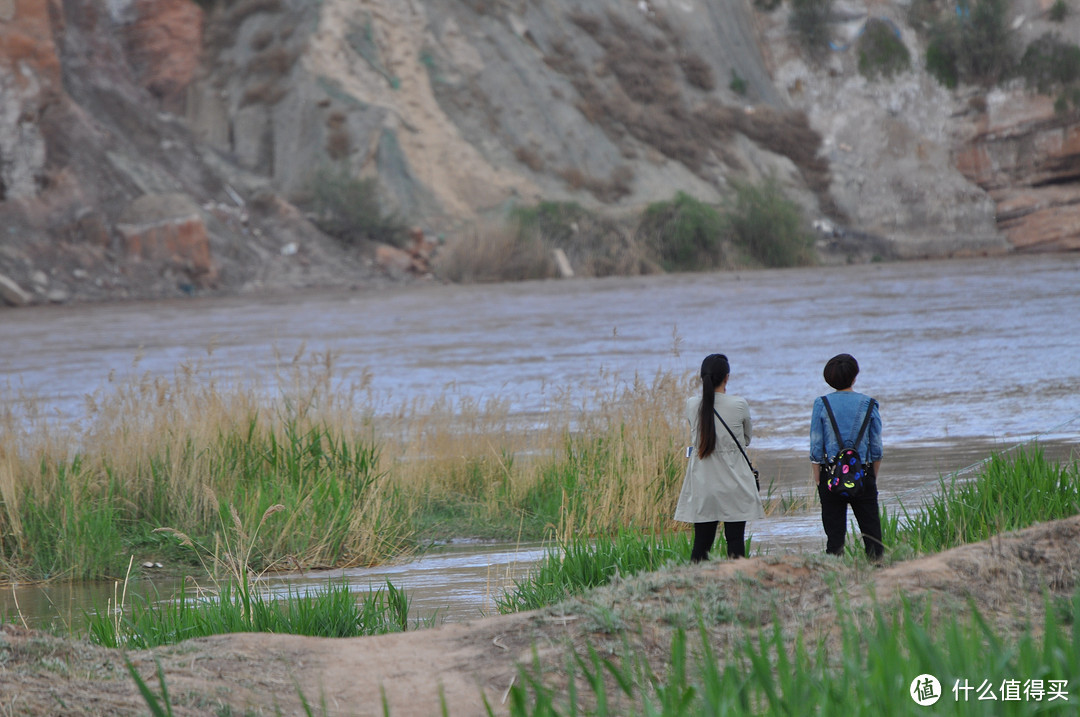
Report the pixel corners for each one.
[809,397,826,464]
[867,400,883,463]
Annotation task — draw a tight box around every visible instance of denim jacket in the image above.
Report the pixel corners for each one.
[809,391,882,465]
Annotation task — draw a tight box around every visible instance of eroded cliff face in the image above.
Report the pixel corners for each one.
[761,0,1080,257]
[1,0,1078,306]
[184,0,819,221]
[0,0,380,306]
[956,91,1080,252]
[180,0,1080,259]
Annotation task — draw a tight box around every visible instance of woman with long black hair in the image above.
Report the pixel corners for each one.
[674,354,764,561]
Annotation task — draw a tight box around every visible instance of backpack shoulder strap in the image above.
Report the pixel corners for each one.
[820,396,845,447]
[851,398,877,453]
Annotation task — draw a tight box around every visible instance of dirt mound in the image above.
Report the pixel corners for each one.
[3,516,1079,715]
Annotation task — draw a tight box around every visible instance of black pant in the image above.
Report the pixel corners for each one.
[817,470,883,559]
[691,520,746,561]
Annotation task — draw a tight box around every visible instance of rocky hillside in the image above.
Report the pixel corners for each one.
[1,0,1078,306]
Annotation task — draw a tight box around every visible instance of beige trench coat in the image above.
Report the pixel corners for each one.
[673,393,765,523]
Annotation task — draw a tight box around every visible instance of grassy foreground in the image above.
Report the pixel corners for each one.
[506,591,1080,716]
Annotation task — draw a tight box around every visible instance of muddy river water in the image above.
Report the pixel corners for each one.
[2,253,1079,627]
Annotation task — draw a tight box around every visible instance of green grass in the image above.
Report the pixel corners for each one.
[723,178,817,268]
[637,192,725,272]
[497,530,709,613]
[87,579,420,650]
[15,457,126,581]
[857,19,912,80]
[3,420,409,581]
[506,591,1080,715]
[892,446,1080,554]
[924,0,1015,88]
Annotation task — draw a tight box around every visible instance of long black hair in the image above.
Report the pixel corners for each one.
[697,353,730,459]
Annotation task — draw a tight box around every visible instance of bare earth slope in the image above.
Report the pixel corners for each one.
[3,515,1079,715]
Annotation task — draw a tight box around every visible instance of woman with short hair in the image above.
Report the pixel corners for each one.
[809,353,884,559]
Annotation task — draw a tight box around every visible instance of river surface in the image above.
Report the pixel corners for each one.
[2,253,1079,628]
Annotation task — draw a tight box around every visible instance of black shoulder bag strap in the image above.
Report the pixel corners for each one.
[821,396,876,455]
[713,408,758,487]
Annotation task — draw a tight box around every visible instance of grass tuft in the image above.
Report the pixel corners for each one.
[892,446,1080,554]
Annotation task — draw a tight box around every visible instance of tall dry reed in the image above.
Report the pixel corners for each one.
[0,350,403,580]
[380,366,692,539]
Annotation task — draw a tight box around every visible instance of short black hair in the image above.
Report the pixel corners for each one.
[823,353,859,390]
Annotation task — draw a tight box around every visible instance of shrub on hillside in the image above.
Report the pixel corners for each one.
[637,193,725,272]
[510,202,657,277]
[926,22,961,88]
[306,169,407,247]
[925,0,1015,87]
[511,202,591,246]
[857,19,912,79]
[729,70,749,96]
[724,178,817,268]
[1017,33,1080,94]
[789,0,834,61]
[1049,0,1069,22]
[1054,87,1080,114]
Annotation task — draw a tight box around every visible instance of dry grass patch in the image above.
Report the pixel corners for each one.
[432,220,555,283]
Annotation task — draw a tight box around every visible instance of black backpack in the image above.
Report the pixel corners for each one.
[821,396,877,498]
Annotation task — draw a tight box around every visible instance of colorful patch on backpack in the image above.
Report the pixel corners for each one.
[827,448,865,496]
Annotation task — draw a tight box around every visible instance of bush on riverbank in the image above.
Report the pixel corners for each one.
[723,178,818,268]
[636,192,727,272]
[434,180,817,282]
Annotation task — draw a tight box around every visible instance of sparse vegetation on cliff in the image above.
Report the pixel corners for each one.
[919,0,1080,113]
[789,0,834,60]
[857,18,912,79]
[306,168,408,248]
[923,0,1016,87]
[637,192,727,272]
[1018,33,1080,113]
